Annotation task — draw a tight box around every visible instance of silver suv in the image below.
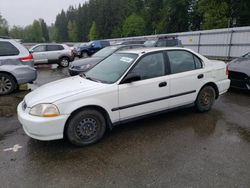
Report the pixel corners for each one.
[29,44,74,67]
[0,38,37,95]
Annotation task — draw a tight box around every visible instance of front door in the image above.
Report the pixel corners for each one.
[118,52,170,121]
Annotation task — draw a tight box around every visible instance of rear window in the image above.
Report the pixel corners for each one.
[47,45,64,51]
[0,41,20,56]
[156,39,178,47]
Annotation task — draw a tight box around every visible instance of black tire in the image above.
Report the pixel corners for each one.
[66,109,106,146]
[81,52,89,58]
[58,57,70,67]
[0,73,17,95]
[195,86,216,112]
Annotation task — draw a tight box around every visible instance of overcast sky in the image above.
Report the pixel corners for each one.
[0,0,87,27]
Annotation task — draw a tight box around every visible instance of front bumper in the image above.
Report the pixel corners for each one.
[17,102,69,141]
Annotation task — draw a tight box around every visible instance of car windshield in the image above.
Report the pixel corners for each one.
[85,53,138,84]
[92,46,118,58]
[144,40,157,47]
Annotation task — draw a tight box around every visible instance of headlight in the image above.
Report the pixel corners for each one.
[29,104,60,117]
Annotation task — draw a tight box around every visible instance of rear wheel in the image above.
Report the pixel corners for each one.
[59,57,70,67]
[0,73,17,95]
[195,86,216,112]
[66,109,106,146]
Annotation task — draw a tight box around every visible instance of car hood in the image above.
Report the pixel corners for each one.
[71,57,103,67]
[228,58,250,75]
[24,76,105,107]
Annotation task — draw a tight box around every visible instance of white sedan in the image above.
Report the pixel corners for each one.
[17,48,230,146]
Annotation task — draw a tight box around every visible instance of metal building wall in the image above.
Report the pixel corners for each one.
[107,26,250,60]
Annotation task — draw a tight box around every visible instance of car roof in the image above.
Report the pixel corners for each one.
[111,44,144,48]
[117,47,187,55]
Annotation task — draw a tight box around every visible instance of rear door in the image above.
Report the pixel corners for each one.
[118,52,170,121]
[166,50,205,108]
[46,45,64,63]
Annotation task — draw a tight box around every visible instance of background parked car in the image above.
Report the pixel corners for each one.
[144,36,183,47]
[76,40,110,58]
[0,38,37,95]
[29,43,74,67]
[228,52,250,90]
[69,44,145,76]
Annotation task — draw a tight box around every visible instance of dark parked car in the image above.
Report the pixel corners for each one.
[76,40,110,58]
[144,36,183,47]
[69,44,145,76]
[228,52,250,90]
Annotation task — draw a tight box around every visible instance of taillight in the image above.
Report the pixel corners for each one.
[226,64,229,76]
[19,54,33,62]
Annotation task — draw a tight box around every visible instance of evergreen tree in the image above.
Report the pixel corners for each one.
[198,0,229,29]
[0,13,8,36]
[122,14,146,37]
[39,19,49,42]
[88,21,99,40]
[68,20,78,42]
[55,10,68,41]
[9,26,25,39]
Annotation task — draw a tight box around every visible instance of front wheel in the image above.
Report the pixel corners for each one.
[58,57,70,67]
[195,86,216,112]
[65,109,106,146]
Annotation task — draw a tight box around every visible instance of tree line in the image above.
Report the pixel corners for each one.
[1,0,250,42]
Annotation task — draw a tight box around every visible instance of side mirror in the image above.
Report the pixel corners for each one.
[29,49,34,53]
[122,72,141,84]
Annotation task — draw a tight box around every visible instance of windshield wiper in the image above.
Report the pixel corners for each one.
[80,73,108,84]
[85,76,103,83]
[79,72,86,78]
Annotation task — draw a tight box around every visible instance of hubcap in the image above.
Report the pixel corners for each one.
[201,91,212,106]
[61,59,69,67]
[76,118,97,139]
[0,76,12,94]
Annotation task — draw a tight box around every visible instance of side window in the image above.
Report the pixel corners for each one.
[47,45,63,51]
[0,41,19,56]
[167,50,196,74]
[156,40,166,47]
[131,52,165,80]
[33,45,46,52]
[194,56,203,69]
